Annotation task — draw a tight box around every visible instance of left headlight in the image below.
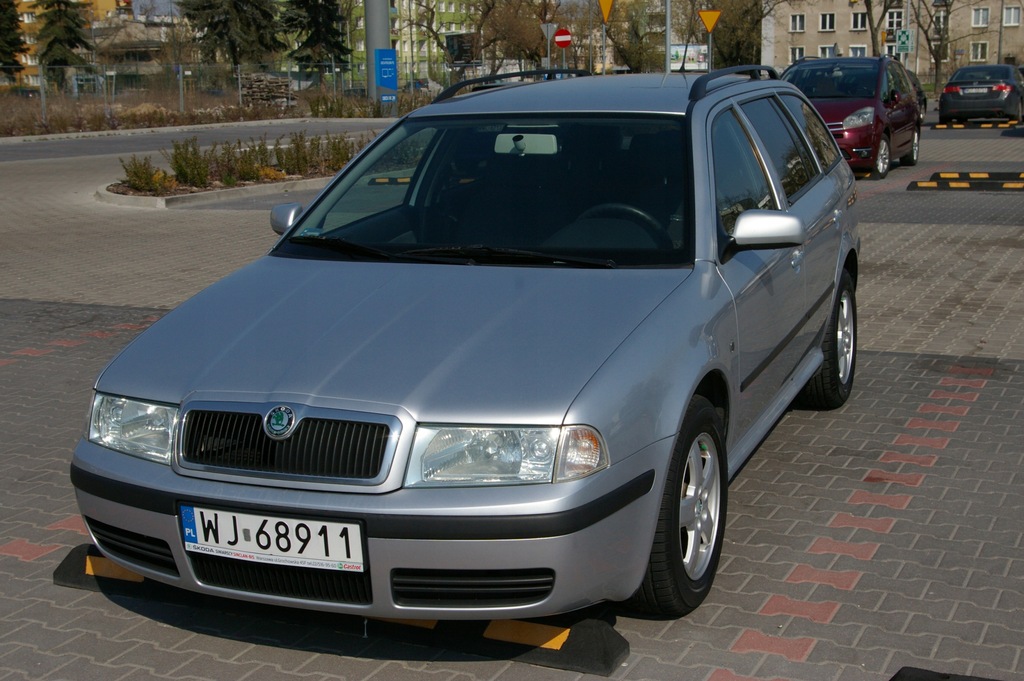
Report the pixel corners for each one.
[89,393,179,465]
[406,425,608,486]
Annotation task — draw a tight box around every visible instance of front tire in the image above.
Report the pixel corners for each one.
[799,269,857,409]
[630,396,727,617]
[872,134,891,179]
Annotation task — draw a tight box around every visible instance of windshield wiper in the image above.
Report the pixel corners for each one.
[401,245,617,268]
[289,235,398,261]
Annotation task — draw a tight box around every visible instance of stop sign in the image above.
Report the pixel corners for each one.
[554,28,572,48]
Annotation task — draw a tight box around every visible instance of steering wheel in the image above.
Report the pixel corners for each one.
[576,203,672,249]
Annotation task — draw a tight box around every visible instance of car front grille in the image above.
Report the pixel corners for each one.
[85,516,179,576]
[391,568,555,607]
[180,410,389,480]
[189,554,372,604]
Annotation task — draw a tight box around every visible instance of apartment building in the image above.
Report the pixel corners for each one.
[762,0,1024,83]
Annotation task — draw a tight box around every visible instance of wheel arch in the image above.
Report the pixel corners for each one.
[692,370,730,439]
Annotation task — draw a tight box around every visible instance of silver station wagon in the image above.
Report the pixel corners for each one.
[71,66,860,620]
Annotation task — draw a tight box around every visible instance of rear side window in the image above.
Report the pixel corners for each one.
[780,94,841,170]
[711,109,775,235]
[740,97,817,203]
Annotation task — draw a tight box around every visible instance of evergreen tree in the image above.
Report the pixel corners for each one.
[178,0,285,66]
[282,0,350,78]
[0,0,27,81]
[34,0,92,89]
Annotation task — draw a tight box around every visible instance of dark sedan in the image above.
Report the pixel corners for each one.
[939,64,1024,123]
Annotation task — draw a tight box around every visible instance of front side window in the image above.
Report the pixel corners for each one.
[280,116,692,268]
[711,109,776,235]
[741,97,816,202]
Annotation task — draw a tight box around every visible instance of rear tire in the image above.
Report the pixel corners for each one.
[798,269,857,409]
[899,128,919,166]
[629,396,727,617]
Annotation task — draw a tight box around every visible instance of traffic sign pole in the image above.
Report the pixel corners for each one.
[554,27,572,69]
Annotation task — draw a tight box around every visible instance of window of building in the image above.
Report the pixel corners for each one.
[790,14,805,32]
[790,46,805,62]
[849,45,867,57]
[19,11,36,22]
[972,7,990,26]
[820,13,835,31]
[886,10,904,30]
[1005,6,1022,25]
[970,41,989,60]
[851,12,867,30]
[818,45,836,57]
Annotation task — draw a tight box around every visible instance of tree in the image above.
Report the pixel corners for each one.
[178,0,285,66]
[471,0,560,73]
[697,0,795,67]
[34,0,92,89]
[282,0,351,81]
[860,0,904,57]
[0,0,27,81]
[605,0,663,72]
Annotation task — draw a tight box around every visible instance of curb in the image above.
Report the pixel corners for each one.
[95,176,331,208]
[0,117,392,145]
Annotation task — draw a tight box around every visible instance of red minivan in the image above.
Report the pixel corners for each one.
[782,56,921,179]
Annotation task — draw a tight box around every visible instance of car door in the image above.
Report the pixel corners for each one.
[886,62,917,154]
[709,106,806,439]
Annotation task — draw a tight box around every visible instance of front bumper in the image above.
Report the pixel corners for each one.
[71,438,668,620]
[834,127,879,170]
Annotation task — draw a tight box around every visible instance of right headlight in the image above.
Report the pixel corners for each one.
[89,393,178,465]
[842,107,875,130]
[406,424,608,487]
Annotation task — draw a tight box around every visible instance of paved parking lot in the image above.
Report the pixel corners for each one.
[1,118,1022,681]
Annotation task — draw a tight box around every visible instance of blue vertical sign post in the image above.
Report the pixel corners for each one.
[376,48,398,116]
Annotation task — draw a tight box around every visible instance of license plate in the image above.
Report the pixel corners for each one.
[180,505,365,572]
[963,87,988,94]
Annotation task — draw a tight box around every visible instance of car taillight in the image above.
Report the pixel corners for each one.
[993,83,1012,92]
[943,85,960,94]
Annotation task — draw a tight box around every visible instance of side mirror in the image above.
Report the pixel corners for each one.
[732,210,806,248]
[270,203,304,235]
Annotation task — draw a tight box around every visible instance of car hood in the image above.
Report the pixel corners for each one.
[97,256,690,424]
[807,98,876,125]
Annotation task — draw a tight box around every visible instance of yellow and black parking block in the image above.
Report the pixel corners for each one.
[908,171,1024,191]
[54,545,630,676]
[933,120,1020,129]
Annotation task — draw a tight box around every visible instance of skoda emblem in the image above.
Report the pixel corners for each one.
[264,405,296,440]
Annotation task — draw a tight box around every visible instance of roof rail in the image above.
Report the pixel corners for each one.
[688,65,780,102]
[433,69,591,103]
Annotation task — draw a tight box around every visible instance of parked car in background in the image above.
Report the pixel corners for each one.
[782,56,921,179]
[906,70,928,123]
[71,66,860,622]
[939,64,1024,123]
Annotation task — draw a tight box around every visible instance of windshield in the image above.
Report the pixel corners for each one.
[951,66,1009,83]
[275,115,692,268]
[783,63,878,100]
